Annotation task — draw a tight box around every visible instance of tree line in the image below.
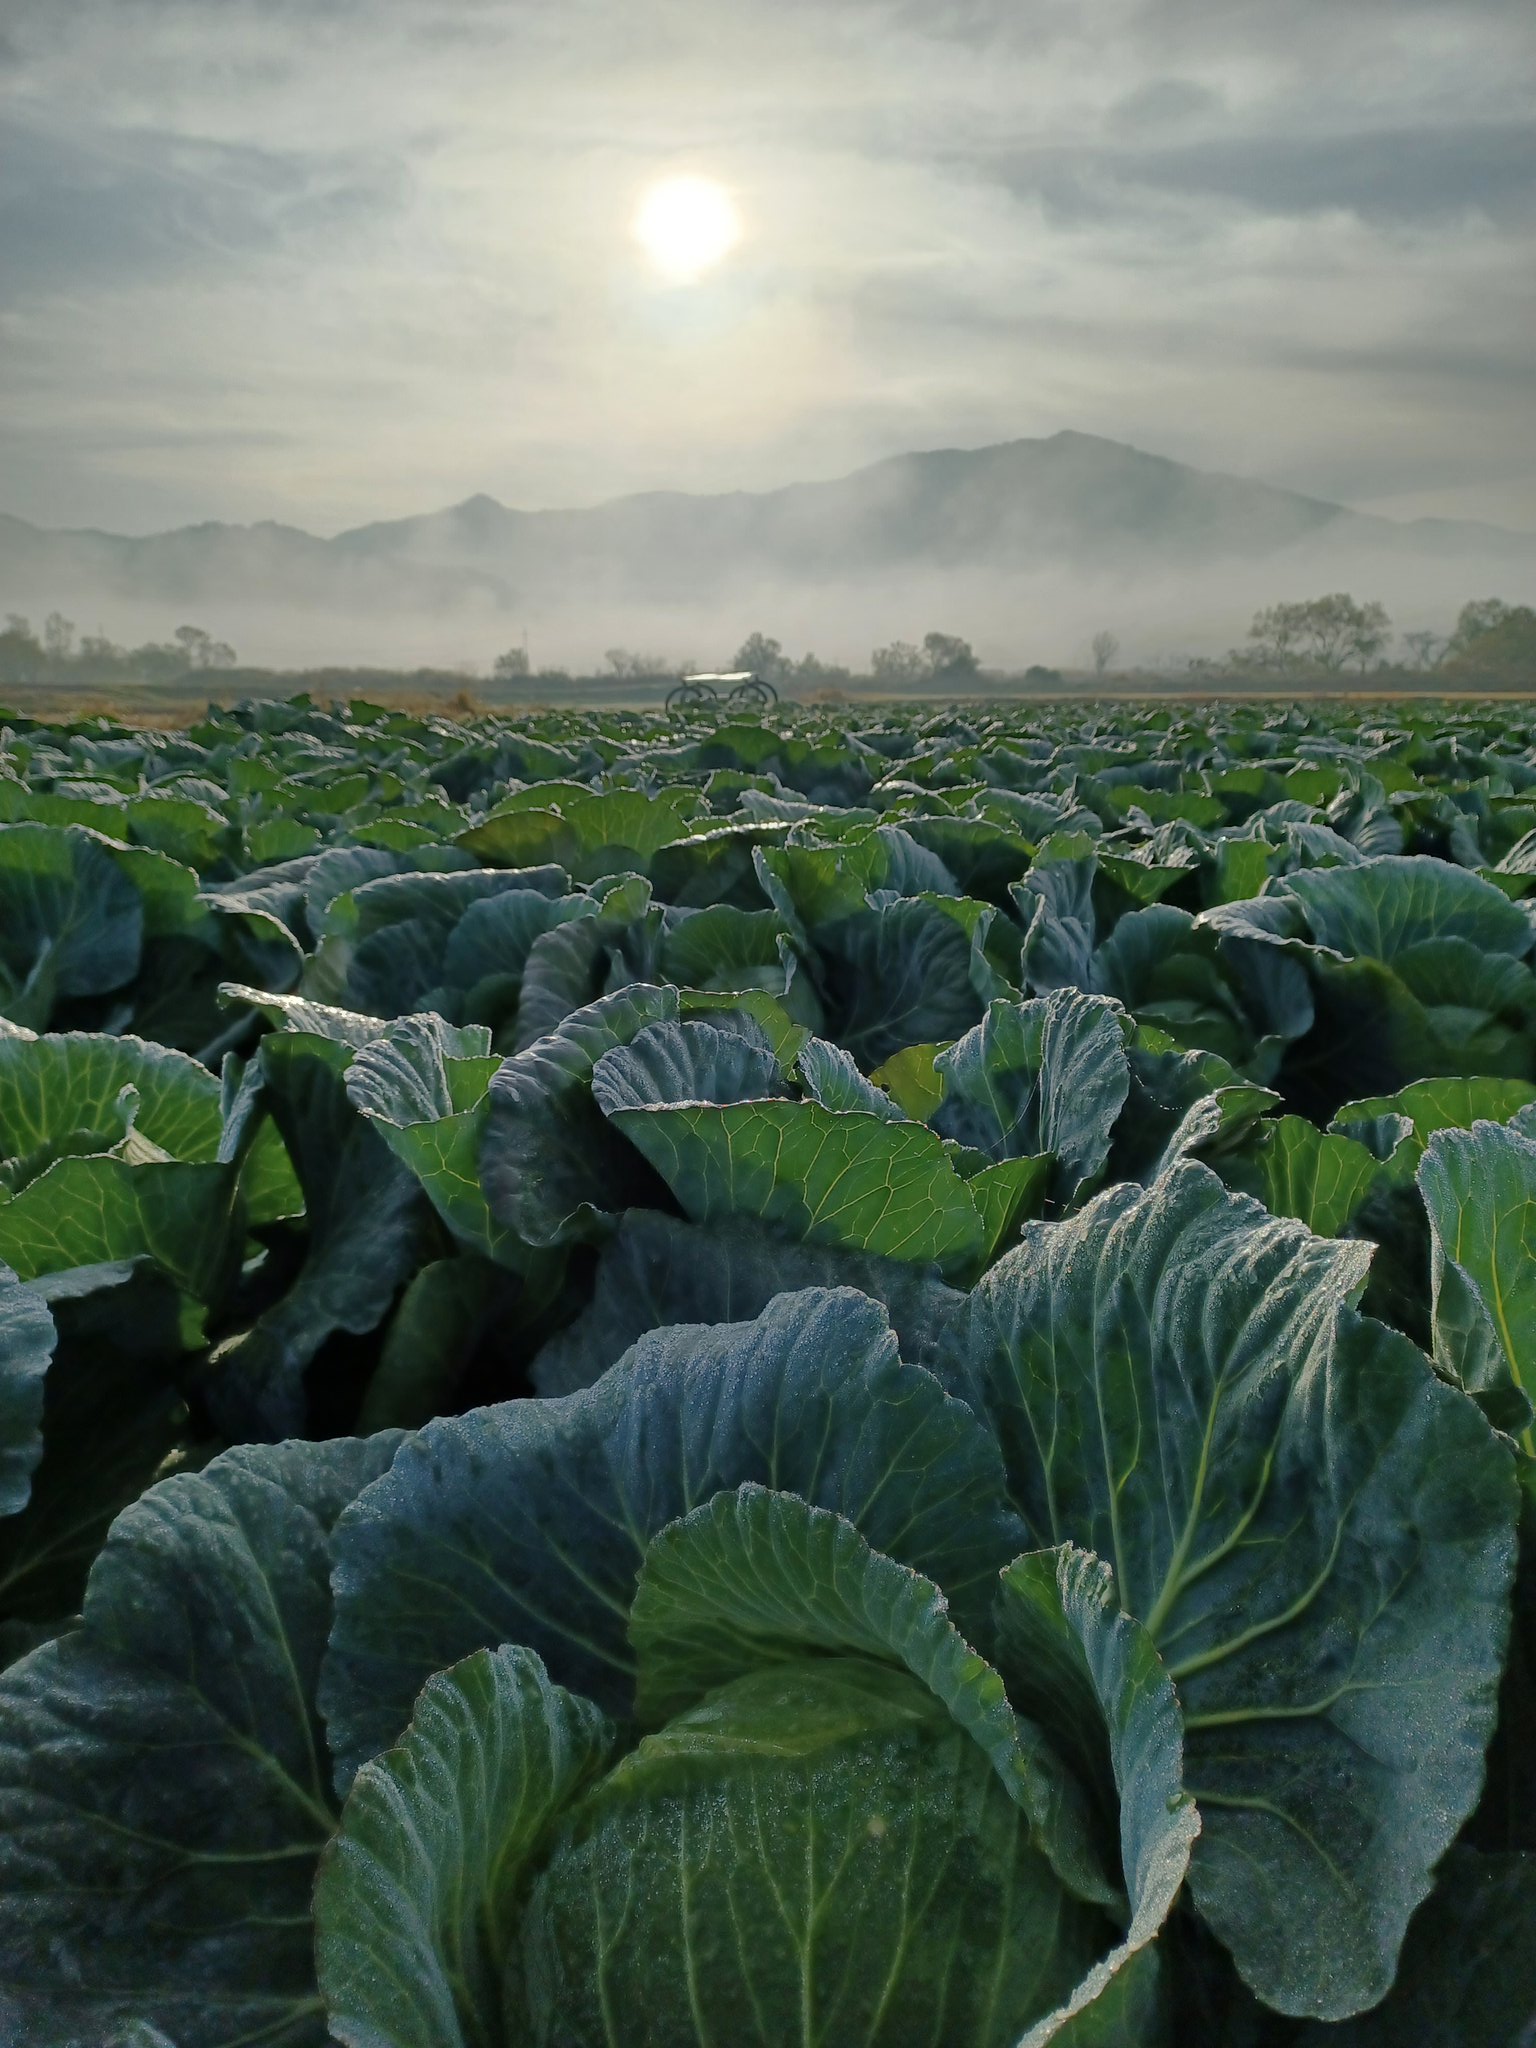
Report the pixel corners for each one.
[499,632,1009,693]
[540,598,1534,692]
[3,593,1530,698]
[0,612,238,687]
[1210,594,1536,684]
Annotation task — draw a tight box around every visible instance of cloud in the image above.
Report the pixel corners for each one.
[1108,78,1226,134]
[960,121,1536,230]
[1120,123,1535,226]
[0,117,408,304]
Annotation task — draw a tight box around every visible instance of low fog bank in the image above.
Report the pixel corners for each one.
[6,539,1530,681]
[4,435,1530,683]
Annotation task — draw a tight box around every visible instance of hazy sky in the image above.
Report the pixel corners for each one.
[2,0,1533,536]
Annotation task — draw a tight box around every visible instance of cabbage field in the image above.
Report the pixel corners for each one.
[4,691,1536,2046]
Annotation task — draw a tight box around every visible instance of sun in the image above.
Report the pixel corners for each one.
[634,176,741,283]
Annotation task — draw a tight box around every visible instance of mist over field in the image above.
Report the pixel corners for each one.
[3,432,1530,677]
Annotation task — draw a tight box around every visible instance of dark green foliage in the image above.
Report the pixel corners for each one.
[0,692,1534,2044]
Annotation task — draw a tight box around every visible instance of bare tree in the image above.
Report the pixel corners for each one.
[79,632,126,665]
[1246,594,1391,673]
[1444,601,1536,684]
[604,647,672,678]
[921,631,980,681]
[1401,630,1446,672]
[870,640,926,685]
[870,634,979,687]
[0,616,40,685]
[1091,630,1120,676]
[169,623,235,670]
[42,612,76,664]
[794,652,853,687]
[492,645,531,680]
[732,632,789,681]
[1447,599,1512,660]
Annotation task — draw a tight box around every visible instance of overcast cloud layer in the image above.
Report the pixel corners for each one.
[1,0,1533,537]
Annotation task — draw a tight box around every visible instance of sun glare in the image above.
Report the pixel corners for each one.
[634,176,741,282]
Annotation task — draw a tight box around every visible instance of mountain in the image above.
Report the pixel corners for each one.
[2,432,1530,666]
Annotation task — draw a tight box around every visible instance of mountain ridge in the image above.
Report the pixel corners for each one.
[7,431,1530,553]
[2,431,1529,667]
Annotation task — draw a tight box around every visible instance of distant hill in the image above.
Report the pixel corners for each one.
[3,432,1530,667]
